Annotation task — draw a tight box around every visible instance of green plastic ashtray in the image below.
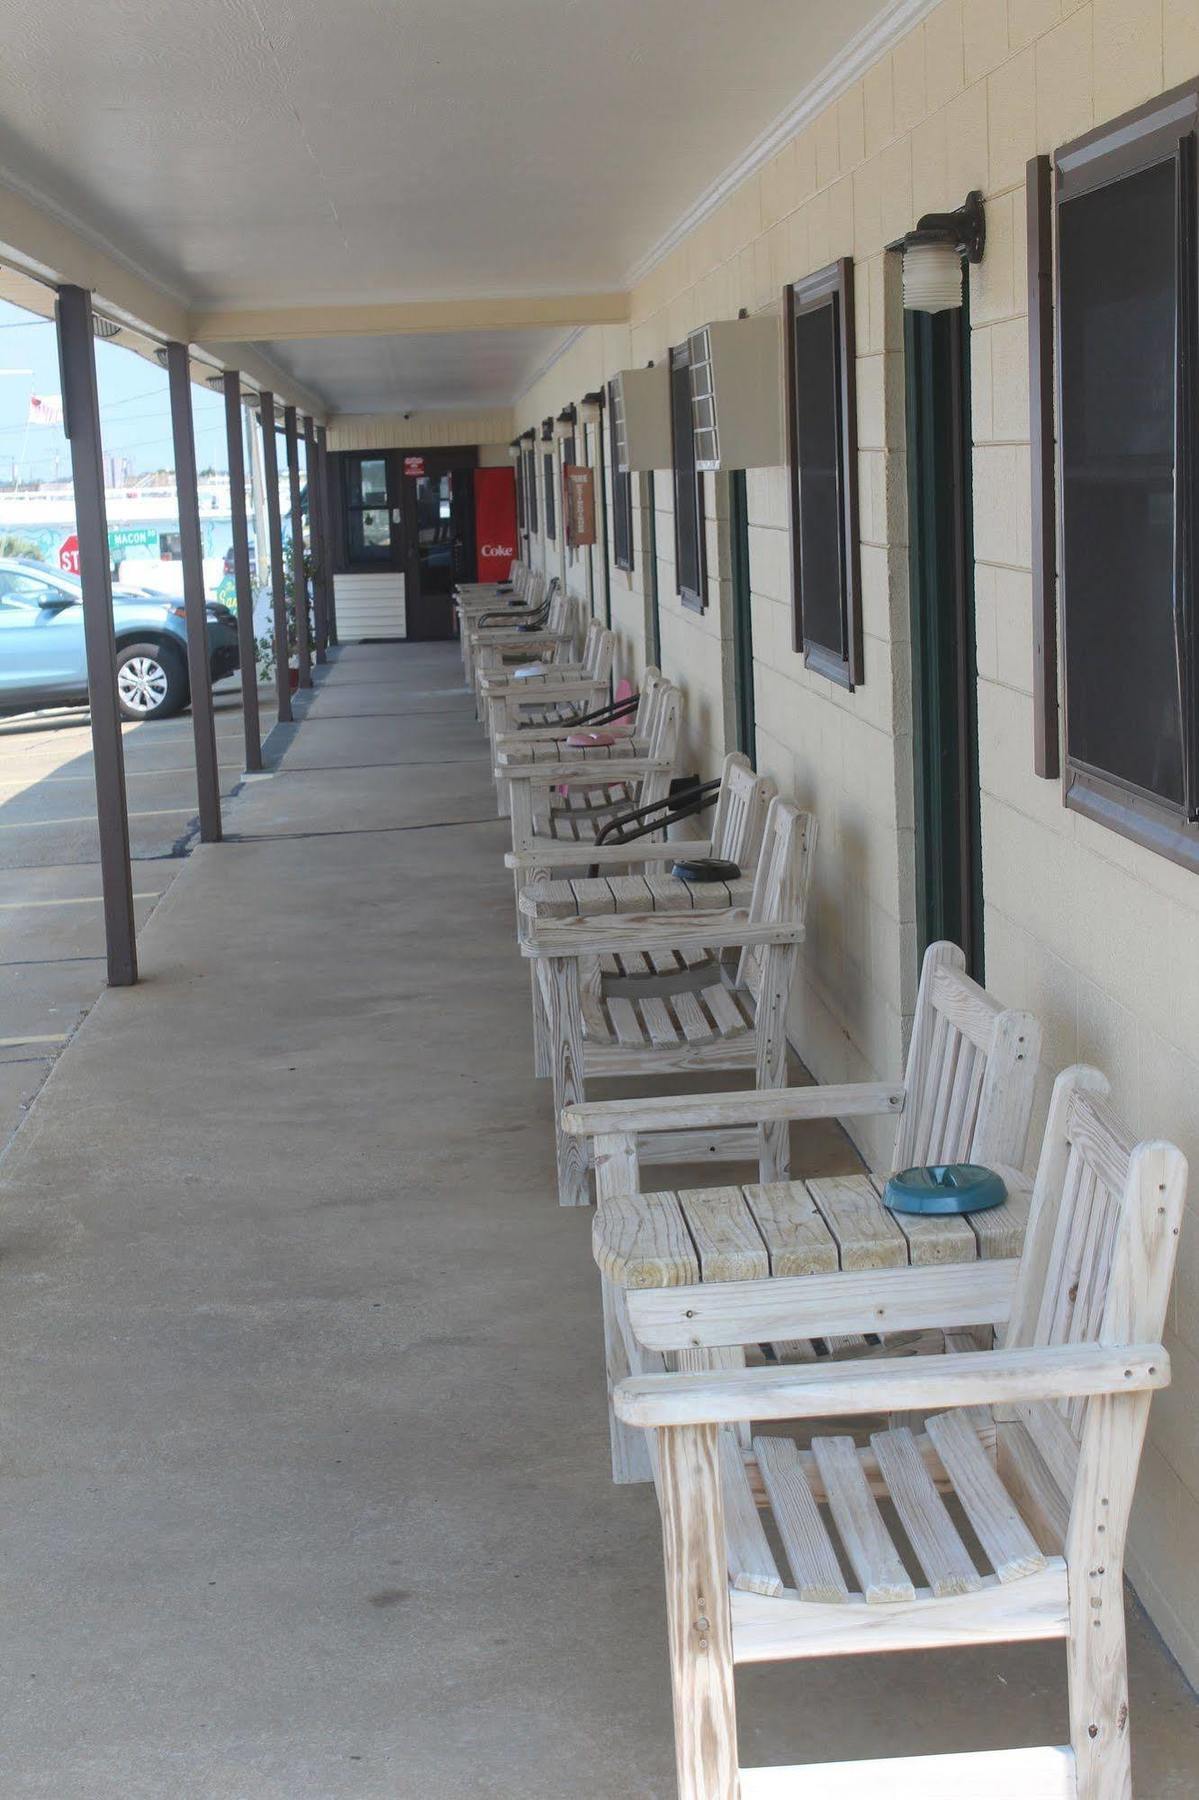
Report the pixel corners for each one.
[882,1163,1008,1217]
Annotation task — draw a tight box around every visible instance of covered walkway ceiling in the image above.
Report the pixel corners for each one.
[0,0,895,414]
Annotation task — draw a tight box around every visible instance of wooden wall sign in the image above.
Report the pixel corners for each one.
[563,464,596,546]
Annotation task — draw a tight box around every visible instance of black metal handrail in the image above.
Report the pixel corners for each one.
[586,776,719,872]
[516,689,640,733]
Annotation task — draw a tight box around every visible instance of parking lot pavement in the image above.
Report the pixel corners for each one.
[0,688,267,1152]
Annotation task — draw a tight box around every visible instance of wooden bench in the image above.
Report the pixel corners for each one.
[496,674,682,832]
[521,797,816,1205]
[564,942,1042,1481]
[610,1066,1186,1800]
[455,561,537,683]
[480,620,613,759]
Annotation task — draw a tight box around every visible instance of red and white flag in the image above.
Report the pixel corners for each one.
[27,393,63,426]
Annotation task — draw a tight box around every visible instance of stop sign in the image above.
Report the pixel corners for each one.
[58,534,80,575]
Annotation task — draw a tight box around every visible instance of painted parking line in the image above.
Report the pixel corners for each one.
[0,807,196,829]
[0,891,165,910]
[0,1033,69,1048]
[0,767,244,791]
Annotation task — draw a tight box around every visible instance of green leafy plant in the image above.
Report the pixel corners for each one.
[0,534,46,561]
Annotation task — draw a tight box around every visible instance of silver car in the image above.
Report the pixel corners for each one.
[0,558,240,722]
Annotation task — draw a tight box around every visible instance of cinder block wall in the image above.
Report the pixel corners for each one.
[517,0,1199,1684]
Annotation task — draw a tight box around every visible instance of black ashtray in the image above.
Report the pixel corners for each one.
[671,857,741,883]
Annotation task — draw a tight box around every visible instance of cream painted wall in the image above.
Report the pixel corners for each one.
[517,0,1199,1685]
[326,408,514,451]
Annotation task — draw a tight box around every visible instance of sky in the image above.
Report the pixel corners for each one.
[0,296,232,483]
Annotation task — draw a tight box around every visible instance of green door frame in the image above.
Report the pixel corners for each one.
[729,469,756,764]
[645,469,662,668]
[904,280,983,978]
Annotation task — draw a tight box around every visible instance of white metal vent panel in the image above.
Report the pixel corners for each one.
[333,572,406,640]
[686,316,784,471]
[611,365,673,471]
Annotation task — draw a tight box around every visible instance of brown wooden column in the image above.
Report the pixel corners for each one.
[284,405,312,689]
[303,414,328,663]
[166,340,221,843]
[56,286,137,986]
[317,426,338,646]
[221,371,262,771]
[259,392,292,724]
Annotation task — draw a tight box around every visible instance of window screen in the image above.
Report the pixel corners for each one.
[1059,158,1182,804]
[1055,89,1199,866]
[671,344,705,609]
[786,258,861,686]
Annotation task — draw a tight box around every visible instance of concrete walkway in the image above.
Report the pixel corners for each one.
[0,644,1194,1797]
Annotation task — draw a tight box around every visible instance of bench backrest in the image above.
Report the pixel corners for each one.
[735,798,817,998]
[644,680,682,763]
[1000,1065,1186,1528]
[709,754,775,870]
[581,620,613,678]
[893,941,1041,1173]
[632,669,666,737]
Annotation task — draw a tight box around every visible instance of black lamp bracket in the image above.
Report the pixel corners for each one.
[899,189,986,263]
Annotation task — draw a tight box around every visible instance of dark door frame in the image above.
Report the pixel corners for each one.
[904,277,983,978]
[728,469,756,763]
[328,444,479,641]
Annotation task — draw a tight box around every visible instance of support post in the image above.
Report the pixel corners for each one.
[303,415,328,664]
[223,371,262,772]
[284,405,311,689]
[56,285,137,987]
[259,392,291,724]
[317,425,338,646]
[166,340,221,843]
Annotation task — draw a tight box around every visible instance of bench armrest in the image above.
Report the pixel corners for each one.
[521,911,803,958]
[562,1081,906,1138]
[505,838,711,872]
[479,671,588,695]
[498,756,671,782]
[614,1342,1170,1429]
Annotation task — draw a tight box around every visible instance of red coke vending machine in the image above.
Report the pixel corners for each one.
[472,466,517,581]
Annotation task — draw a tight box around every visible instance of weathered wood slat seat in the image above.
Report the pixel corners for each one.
[521,797,816,1205]
[612,1067,1187,1800]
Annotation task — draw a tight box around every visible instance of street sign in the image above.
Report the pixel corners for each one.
[58,533,80,575]
[403,455,426,477]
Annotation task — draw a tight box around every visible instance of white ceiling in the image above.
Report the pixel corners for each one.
[260,328,573,413]
[0,0,891,409]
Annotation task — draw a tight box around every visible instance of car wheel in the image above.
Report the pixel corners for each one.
[115,642,188,721]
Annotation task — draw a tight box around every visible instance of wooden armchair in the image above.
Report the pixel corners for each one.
[455,563,537,682]
[496,674,682,835]
[520,796,816,1204]
[563,941,1042,1482]
[614,1065,1185,1800]
[470,581,574,706]
[480,620,614,759]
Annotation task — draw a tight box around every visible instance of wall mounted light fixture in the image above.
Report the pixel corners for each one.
[897,190,986,313]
